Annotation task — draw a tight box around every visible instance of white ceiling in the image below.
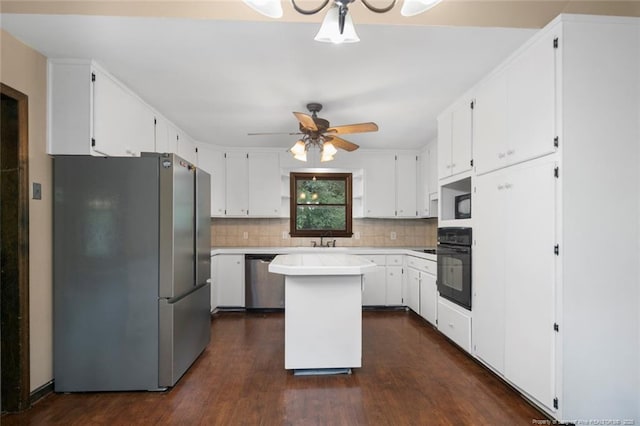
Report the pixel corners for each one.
[0,13,537,149]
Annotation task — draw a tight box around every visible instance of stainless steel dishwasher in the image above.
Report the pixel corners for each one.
[245,254,285,310]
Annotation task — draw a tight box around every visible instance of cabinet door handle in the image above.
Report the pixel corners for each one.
[498,152,506,159]
[505,183,512,189]
[497,184,505,190]
[451,163,456,168]
[445,164,451,169]
[506,149,515,155]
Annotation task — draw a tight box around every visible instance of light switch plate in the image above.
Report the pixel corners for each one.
[390,231,397,240]
[32,182,42,200]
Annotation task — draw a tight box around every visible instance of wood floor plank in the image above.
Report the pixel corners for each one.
[2,311,545,425]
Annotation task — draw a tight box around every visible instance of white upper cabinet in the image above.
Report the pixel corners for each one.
[225,152,249,216]
[396,154,418,218]
[474,30,558,175]
[418,140,438,217]
[363,152,418,218]
[473,68,508,175]
[363,152,396,217]
[196,144,226,217]
[248,152,281,217]
[92,68,155,156]
[222,151,281,217]
[176,129,198,165]
[154,115,174,154]
[438,98,472,179]
[48,60,155,157]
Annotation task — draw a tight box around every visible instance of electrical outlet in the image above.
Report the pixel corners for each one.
[354,232,360,240]
[282,231,289,240]
[243,231,248,240]
[390,231,397,240]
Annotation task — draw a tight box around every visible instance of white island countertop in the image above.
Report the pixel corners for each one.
[269,253,377,276]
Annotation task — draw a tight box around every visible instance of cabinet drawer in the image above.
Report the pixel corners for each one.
[406,256,436,274]
[386,255,403,266]
[437,299,471,353]
[360,255,386,266]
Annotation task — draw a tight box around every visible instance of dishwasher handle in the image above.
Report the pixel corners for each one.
[245,254,277,262]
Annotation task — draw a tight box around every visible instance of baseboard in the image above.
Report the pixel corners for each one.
[30,380,53,404]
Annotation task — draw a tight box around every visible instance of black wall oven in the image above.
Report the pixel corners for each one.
[437,227,472,310]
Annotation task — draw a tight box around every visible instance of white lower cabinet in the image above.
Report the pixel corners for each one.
[362,265,387,306]
[385,266,403,305]
[210,256,219,311]
[214,254,245,307]
[419,272,437,325]
[404,255,437,324]
[404,268,420,314]
[437,297,471,353]
[360,255,404,306]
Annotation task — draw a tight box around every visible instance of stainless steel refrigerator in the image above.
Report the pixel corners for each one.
[53,153,211,391]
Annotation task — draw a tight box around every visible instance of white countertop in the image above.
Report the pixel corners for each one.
[269,253,377,276]
[210,246,437,261]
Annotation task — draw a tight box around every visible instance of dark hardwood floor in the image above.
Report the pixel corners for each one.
[3,311,545,425]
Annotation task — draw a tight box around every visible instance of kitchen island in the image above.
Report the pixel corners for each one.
[269,253,375,373]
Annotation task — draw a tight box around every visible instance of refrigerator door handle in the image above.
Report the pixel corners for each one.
[164,282,209,304]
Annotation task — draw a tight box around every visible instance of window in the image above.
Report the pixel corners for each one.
[290,172,352,238]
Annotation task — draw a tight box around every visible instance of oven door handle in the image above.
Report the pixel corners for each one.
[437,246,471,255]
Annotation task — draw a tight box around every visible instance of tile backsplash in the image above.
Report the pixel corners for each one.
[211,218,437,248]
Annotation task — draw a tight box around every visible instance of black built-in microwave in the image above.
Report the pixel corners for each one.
[454,193,471,219]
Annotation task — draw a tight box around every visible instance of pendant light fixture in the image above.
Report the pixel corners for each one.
[314,5,360,44]
[241,0,443,43]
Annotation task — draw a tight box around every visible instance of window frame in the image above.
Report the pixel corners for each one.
[289,172,353,238]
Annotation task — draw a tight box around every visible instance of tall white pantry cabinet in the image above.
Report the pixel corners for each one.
[470,15,639,422]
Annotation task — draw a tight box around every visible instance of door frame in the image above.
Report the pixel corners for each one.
[1,82,30,411]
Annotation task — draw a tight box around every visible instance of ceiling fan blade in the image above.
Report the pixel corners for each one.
[326,122,378,135]
[327,136,359,152]
[248,131,304,136]
[293,112,318,131]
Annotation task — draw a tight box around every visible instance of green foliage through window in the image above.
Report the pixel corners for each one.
[290,172,352,237]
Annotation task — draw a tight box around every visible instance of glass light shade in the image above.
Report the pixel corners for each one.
[400,0,442,17]
[322,141,338,156]
[314,6,360,44]
[320,151,335,162]
[293,151,308,162]
[290,140,306,155]
[242,0,283,18]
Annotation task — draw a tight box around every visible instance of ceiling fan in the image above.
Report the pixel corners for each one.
[248,102,378,162]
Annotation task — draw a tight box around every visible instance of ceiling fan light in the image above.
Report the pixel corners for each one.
[322,141,338,156]
[293,151,308,162]
[290,140,306,155]
[400,0,443,17]
[314,6,360,44]
[241,0,283,18]
[320,153,335,162]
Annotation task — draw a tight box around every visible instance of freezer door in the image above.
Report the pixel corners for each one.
[196,168,211,287]
[158,283,211,387]
[159,154,196,298]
